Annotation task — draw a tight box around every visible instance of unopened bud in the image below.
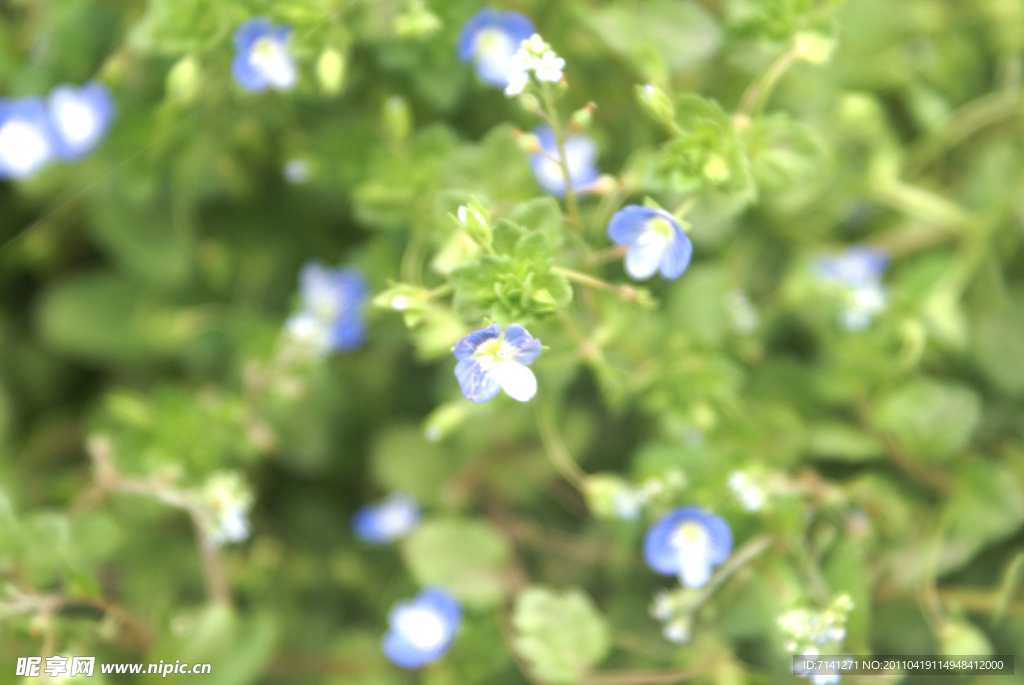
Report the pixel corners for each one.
[515,131,542,154]
[569,102,596,132]
[450,200,492,248]
[793,32,836,65]
[167,55,201,103]
[383,96,412,145]
[518,93,542,116]
[317,47,346,96]
[636,83,675,125]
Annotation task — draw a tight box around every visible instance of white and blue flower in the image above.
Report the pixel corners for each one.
[643,506,732,588]
[285,262,368,356]
[47,81,115,160]
[457,8,535,89]
[453,323,542,404]
[0,98,57,180]
[816,246,890,331]
[352,494,421,544]
[382,587,462,669]
[232,18,297,93]
[607,205,694,281]
[202,471,254,546]
[529,125,599,197]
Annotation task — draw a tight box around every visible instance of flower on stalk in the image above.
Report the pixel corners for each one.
[352,494,421,544]
[504,34,565,96]
[816,245,889,331]
[643,506,732,588]
[285,262,368,356]
[0,98,56,179]
[453,323,542,403]
[232,18,297,92]
[456,8,535,89]
[608,205,693,281]
[47,82,115,160]
[202,472,254,546]
[529,124,599,197]
[382,587,462,668]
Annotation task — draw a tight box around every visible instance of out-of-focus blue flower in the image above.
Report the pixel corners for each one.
[453,323,542,403]
[457,8,535,88]
[352,494,421,544]
[382,587,462,669]
[0,98,56,179]
[643,506,732,588]
[529,125,599,197]
[285,262,368,356]
[608,205,693,281]
[47,82,115,160]
[232,18,297,92]
[816,245,890,331]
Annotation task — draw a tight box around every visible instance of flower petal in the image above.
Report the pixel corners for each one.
[625,234,667,280]
[494,360,537,402]
[455,358,501,403]
[502,324,542,365]
[679,555,712,588]
[607,205,657,246]
[453,323,502,360]
[658,227,694,279]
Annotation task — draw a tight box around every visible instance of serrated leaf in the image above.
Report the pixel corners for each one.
[512,586,610,685]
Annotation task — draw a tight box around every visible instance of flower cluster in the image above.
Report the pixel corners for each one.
[453,323,542,403]
[528,125,600,197]
[284,262,368,358]
[780,595,854,685]
[201,471,254,546]
[816,246,889,331]
[608,206,694,281]
[505,34,565,96]
[457,9,536,89]
[727,469,768,512]
[352,494,421,544]
[0,82,114,180]
[585,471,687,521]
[232,18,297,93]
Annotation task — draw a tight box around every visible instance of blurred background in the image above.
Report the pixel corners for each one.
[2,0,1024,683]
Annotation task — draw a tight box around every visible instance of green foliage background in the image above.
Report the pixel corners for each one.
[2,0,1024,683]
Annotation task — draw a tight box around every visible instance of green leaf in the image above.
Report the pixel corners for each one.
[401,518,511,609]
[940,461,1024,573]
[512,586,611,685]
[747,113,827,192]
[870,378,981,461]
[973,303,1024,395]
[370,423,464,504]
[807,422,884,462]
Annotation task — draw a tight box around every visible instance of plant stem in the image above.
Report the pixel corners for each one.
[535,403,588,491]
[737,46,799,118]
[552,265,643,304]
[542,84,584,240]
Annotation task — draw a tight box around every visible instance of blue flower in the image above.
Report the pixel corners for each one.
[47,82,115,160]
[816,246,890,331]
[816,246,888,289]
[457,8,535,88]
[454,323,542,403]
[608,205,693,281]
[382,587,462,669]
[232,18,297,92]
[285,262,368,355]
[529,125,599,197]
[0,98,57,179]
[352,494,421,544]
[643,506,732,588]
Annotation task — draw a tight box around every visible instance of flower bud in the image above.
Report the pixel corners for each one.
[793,32,837,65]
[317,47,346,96]
[569,102,596,132]
[518,93,543,116]
[167,55,201,103]
[584,473,641,520]
[383,96,412,145]
[372,284,431,327]
[450,201,492,249]
[636,83,675,125]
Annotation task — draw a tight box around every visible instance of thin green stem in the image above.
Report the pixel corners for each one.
[737,47,799,118]
[428,283,453,299]
[542,84,584,240]
[552,265,645,305]
[672,197,695,223]
[535,403,588,491]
